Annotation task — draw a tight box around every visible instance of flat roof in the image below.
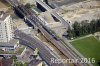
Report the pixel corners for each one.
[29,60,42,66]
[0,57,3,59]
[0,12,9,21]
[0,39,18,47]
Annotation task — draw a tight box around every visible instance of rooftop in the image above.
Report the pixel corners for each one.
[2,58,13,66]
[29,60,42,66]
[0,11,9,21]
[0,39,18,47]
[0,57,3,60]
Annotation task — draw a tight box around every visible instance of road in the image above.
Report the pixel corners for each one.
[6,0,93,66]
[15,30,66,66]
[6,0,67,66]
[35,0,70,29]
[68,34,93,42]
[30,1,94,66]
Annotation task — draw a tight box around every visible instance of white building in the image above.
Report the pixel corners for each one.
[0,11,14,42]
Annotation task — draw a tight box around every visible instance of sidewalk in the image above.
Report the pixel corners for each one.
[68,34,93,42]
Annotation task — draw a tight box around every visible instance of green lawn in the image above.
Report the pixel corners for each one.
[71,36,100,66]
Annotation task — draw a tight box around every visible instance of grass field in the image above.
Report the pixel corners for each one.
[71,36,100,66]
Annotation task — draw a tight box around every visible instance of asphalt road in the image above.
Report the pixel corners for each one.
[15,30,67,66]
[6,0,93,66]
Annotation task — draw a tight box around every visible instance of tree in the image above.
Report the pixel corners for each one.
[11,55,17,62]
[67,19,100,39]
[25,3,34,9]
[97,60,100,66]
[81,21,86,35]
[23,62,28,66]
[96,19,100,31]
[90,20,97,33]
[67,28,75,39]
[73,21,81,37]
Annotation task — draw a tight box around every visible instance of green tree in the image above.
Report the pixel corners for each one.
[25,3,34,9]
[67,28,75,39]
[23,62,28,66]
[81,20,90,35]
[73,21,81,37]
[11,55,17,62]
[67,19,100,39]
[90,20,97,33]
[96,19,100,31]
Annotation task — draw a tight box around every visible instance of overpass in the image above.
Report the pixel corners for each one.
[6,0,93,66]
[36,0,52,10]
[35,0,70,29]
[18,6,86,66]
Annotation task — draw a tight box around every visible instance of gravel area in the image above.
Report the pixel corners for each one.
[48,0,85,7]
[57,1,100,25]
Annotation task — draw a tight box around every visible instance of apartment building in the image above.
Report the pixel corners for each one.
[0,11,14,42]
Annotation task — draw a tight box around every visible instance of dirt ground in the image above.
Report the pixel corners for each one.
[0,0,10,11]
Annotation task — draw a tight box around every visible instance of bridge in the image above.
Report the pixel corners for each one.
[35,0,70,29]
[5,0,93,66]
